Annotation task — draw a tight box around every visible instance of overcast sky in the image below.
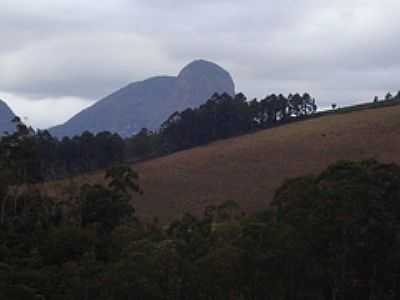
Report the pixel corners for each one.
[1,0,400,128]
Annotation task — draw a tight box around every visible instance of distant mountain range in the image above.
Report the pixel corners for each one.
[50,60,235,138]
[0,99,16,134]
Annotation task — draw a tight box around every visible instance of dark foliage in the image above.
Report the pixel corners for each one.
[36,130,125,179]
[159,92,317,153]
[2,153,400,299]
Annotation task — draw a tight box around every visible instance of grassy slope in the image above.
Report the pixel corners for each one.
[46,103,400,222]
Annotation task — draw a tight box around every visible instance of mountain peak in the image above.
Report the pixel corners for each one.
[176,59,235,107]
[50,60,235,138]
[178,59,233,81]
[180,59,221,71]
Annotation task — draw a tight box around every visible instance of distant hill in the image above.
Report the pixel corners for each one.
[50,60,235,138]
[45,102,400,222]
[0,99,16,134]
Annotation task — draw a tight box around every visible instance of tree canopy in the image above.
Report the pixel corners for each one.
[1,159,400,299]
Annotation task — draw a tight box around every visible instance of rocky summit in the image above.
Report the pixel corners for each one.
[50,60,235,138]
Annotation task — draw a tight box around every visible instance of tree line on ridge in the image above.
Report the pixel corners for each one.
[1,92,317,180]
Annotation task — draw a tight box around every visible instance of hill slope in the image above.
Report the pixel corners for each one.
[0,99,16,134]
[49,60,235,138]
[46,103,400,222]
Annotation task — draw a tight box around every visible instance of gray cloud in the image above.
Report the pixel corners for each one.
[1,0,400,128]
[0,91,94,129]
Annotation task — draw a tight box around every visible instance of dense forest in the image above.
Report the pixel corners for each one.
[1,117,400,299]
[158,92,316,152]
